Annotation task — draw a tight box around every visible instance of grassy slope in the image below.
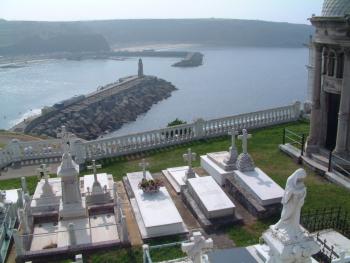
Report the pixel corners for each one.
[1,121,349,262]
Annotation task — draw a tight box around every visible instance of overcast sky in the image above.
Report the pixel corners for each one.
[1,0,324,24]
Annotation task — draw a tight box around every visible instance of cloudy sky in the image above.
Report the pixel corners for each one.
[1,0,324,24]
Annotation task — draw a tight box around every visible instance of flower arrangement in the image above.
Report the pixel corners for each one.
[138,178,164,193]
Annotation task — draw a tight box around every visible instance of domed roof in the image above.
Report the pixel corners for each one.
[322,0,350,17]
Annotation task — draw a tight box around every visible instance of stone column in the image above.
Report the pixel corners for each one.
[306,44,323,154]
[334,50,350,156]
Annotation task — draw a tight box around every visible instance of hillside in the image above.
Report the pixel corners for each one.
[0,19,313,55]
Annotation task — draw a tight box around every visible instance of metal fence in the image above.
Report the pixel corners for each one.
[328,152,350,178]
[301,207,350,238]
[143,241,188,263]
[282,128,306,156]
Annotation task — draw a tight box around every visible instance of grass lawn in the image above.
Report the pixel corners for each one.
[1,120,349,262]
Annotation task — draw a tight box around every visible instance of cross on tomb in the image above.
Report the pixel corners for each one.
[87,160,102,183]
[37,164,50,183]
[183,148,196,169]
[139,159,149,179]
[238,129,252,154]
[182,231,213,263]
[183,148,196,179]
[228,127,239,147]
[57,126,72,153]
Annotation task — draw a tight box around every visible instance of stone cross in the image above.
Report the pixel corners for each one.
[57,125,71,153]
[139,159,149,179]
[37,164,50,183]
[183,148,196,169]
[182,231,213,263]
[87,160,102,184]
[228,127,239,147]
[238,129,252,154]
[183,148,197,179]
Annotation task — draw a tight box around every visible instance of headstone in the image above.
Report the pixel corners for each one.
[87,160,103,194]
[262,169,319,263]
[182,231,213,263]
[236,129,255,172]
[223,128,239,170]
[183,148,197,181]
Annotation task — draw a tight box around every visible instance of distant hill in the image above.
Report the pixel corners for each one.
[0,33,110,55]
[0,19,313,55]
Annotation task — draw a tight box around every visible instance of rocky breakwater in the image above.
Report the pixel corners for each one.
[24,76,177,140]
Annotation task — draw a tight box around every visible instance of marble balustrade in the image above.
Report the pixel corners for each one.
[0,102,301,169]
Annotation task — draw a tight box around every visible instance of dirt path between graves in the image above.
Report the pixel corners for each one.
[116,181,143,246]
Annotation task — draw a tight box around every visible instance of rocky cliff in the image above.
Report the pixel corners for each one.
[25,76,177,140]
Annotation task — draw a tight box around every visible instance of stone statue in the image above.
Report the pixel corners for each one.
[272,168,307,240]
[262,168,319,263]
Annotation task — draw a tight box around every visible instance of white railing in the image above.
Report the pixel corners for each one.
[0,102,301,169]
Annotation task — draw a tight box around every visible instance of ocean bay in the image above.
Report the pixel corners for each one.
[0,47,308,135]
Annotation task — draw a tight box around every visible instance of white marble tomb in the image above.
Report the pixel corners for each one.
[233,168,284,206]
[200,152,234,186]
[163,166,199,193]
[187,176,235,219]
[127,171,188,239]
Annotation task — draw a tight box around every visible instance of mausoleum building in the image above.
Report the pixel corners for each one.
[306,0,350,157]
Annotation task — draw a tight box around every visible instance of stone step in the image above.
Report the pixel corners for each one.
[310,153,329,167]
[325,171,350,191]
[301,155,328,175]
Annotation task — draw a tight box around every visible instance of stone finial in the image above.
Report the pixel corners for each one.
[223,127,239,170]
[183,148,197,180]
[236,129,255,172]
[182,231,213,263]
[139,159,149,179]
